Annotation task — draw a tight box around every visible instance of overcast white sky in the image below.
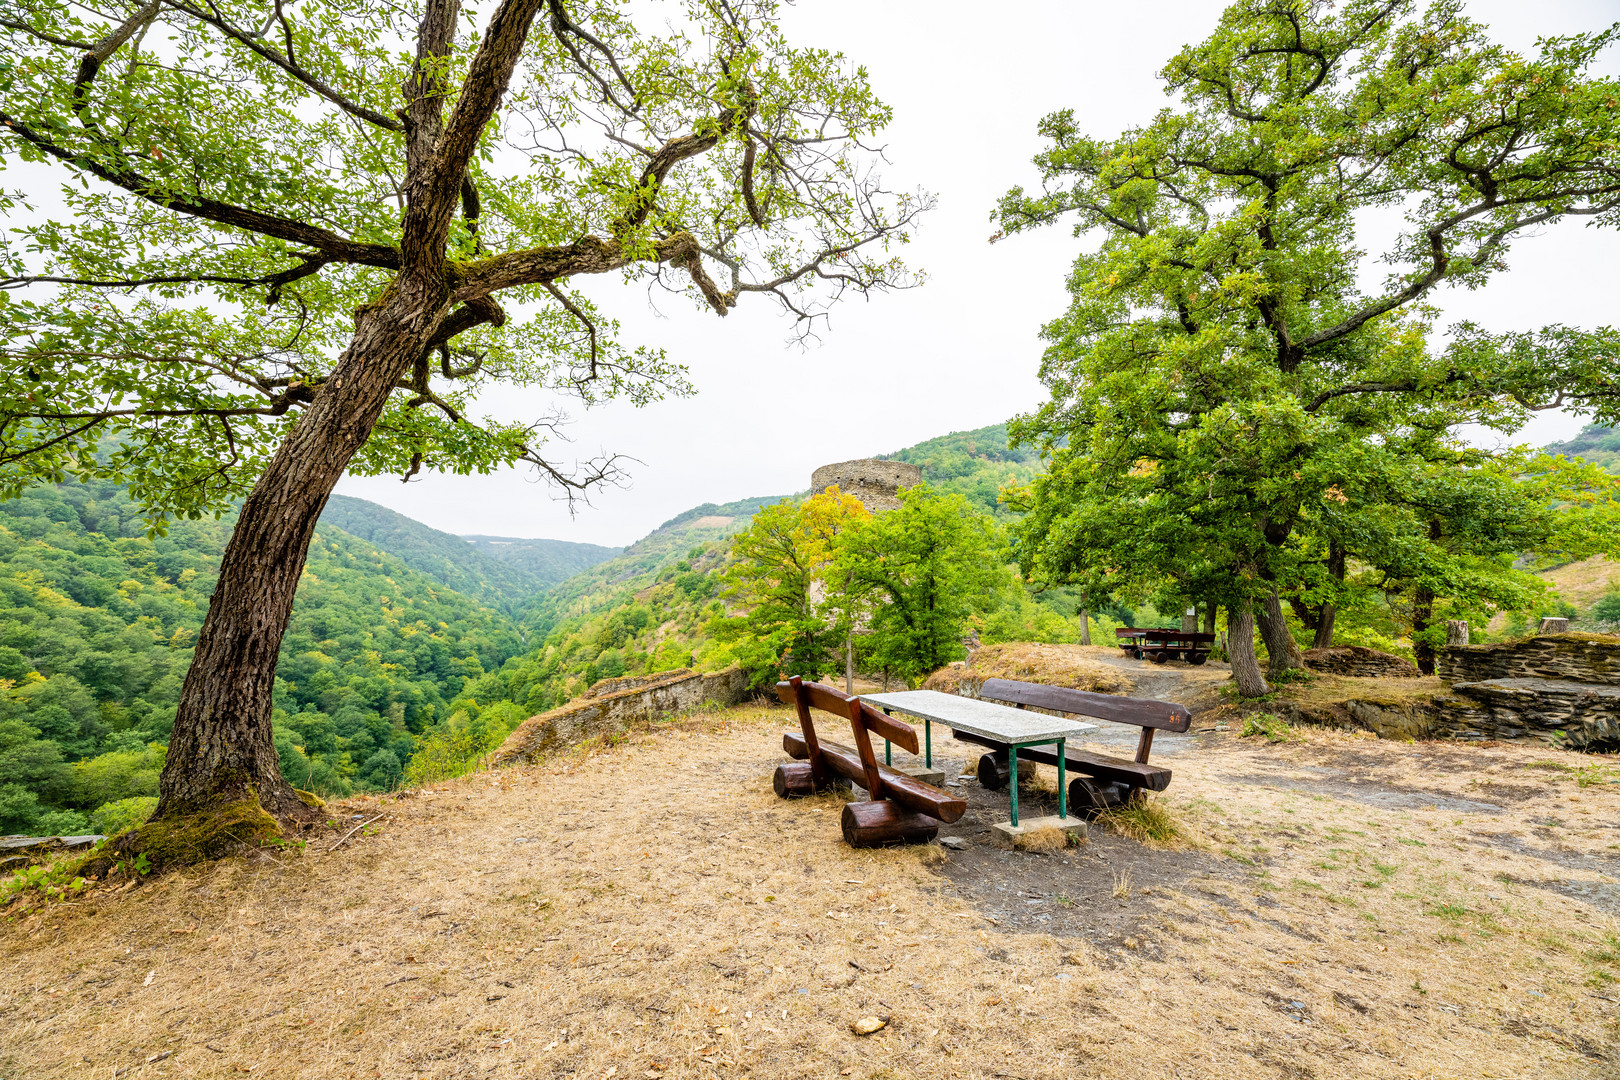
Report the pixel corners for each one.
[333,0,1620,547]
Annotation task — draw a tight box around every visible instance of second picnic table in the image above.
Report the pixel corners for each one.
[859,689,1096,826]
[1115,627,1216,664]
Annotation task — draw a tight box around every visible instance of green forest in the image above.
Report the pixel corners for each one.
[7,419,1616,837]
[1,425,1065,836]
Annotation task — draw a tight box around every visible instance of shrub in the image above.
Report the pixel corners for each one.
[71,744,164,807]
[1241,713,1293,742]
[402,710,505,788]
[90,796,158,836]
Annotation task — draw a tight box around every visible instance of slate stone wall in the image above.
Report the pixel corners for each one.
[1438,633,1620,686]
[1303,646,1421,678]
[1401,633,1620,749]
[490,666,750,766]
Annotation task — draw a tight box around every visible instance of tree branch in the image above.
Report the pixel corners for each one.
[0,112,400,268]
[162,0,404,131]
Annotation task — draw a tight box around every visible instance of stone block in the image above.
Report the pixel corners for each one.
[894,764,946,787]
[989,815,1088,851]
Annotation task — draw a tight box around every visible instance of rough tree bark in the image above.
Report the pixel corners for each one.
[1227,604,1269,697]
[160,279,458,825]
[136,0,554,848]
[1078,609,1091,646]
[1256,587,1306,677]
[1314,542,1345,649]
[1412,584,1437,676]
[1411,524,1442,675]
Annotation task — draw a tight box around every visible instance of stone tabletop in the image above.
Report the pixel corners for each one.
[860,689,1097,744]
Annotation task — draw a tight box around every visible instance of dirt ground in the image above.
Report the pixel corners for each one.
[3,699,1618,1080]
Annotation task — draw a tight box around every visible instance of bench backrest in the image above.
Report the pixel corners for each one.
[774,676,919,798]
[980,678,1192,733]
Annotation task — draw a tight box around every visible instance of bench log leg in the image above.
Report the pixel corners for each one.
[1068,775,1126,819]
[841,801,940,847]
[976,752,1009,791]
[773,762,846,798]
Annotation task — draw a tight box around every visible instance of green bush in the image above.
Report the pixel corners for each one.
[401,707,519,788]
[90,796,157,836]
[1240,713,1293,742]
[1590,593,1620,624]
[71,744,164,807]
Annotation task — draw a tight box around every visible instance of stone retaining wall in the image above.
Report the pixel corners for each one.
[489,666,750,767]
[1282,681,1620,750]
[1303,646,1421,678]
[1438,632,1620,686]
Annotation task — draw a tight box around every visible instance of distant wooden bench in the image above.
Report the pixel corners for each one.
[963,678,1192,816]
[773,676,966,847]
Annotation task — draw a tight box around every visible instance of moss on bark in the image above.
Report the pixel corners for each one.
[77,793,282,879]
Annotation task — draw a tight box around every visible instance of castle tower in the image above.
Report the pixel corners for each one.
[810,459,922,512]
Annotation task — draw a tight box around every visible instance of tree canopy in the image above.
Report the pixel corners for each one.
[1,0,925,522]
[1,0,928,844]
[996,0,1620,690]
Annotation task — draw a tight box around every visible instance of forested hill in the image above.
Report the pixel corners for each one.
[880,423,1043,518]
[0,421,1051,837]
[318,495,617,612]
[461,534,622,583]
[0,478,527,836]
[520,422,1049,644]
[1546,425,1620,473]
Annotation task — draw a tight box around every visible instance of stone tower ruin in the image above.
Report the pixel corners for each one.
[810,459,922,513]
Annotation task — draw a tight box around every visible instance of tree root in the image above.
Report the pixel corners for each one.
[77,794,288,879]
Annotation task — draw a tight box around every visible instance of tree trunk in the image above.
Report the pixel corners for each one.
[1180,606,1197,633]
[1313,542,1345,649]
[845,633,854,694]
[1203,604,1216,636]
[1256,587,1305,677]
[1078,610,1091,646]
[150,276,449,833]
[1412,584,1436,675]
[1227,604,1269,697]
[1313,603,1337,650]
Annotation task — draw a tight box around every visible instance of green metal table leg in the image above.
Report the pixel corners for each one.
[925,718,932,768]
[1056,738,1067,820]
[1008,748,1020,827]
[885,738,891,766]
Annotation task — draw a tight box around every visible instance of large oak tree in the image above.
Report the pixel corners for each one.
[996,0,1620,694]
[0,0,924,857]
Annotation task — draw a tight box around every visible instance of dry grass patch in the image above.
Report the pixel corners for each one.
[2,704,1618,1080]
[1094,796,1193,849]
[1541,555,1620,608]
[924,642,1127,695]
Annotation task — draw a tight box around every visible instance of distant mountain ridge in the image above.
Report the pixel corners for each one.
[317,495,617,613]
[461,534,622,583]
[1545,425,1620,473]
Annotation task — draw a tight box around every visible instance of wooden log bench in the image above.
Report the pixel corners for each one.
[772,676,966,847]
[968,677,1192,817]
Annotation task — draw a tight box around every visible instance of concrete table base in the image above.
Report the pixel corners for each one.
[989,815,1088,850]
[893,764,946,787]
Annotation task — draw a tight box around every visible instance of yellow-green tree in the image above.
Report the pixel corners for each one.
[712,487,869,686]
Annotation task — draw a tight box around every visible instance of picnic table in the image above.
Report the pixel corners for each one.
[1115,627,1215,664]
[860,689,1096,826]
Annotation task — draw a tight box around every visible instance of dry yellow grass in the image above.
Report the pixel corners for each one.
[1542,556,1620,608]
[2,705,1618,1079]
[924,643,1128,696]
